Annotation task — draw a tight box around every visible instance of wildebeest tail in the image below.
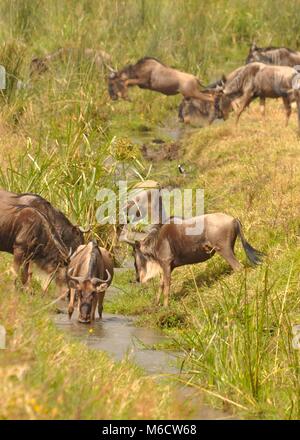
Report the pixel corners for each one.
[235,219,265,265]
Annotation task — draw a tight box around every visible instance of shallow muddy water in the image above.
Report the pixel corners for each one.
[55,311,179,375]
[54,278,235,420]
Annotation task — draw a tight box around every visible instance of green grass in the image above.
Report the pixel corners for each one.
[0,259,187,420]
[107,102,300,419]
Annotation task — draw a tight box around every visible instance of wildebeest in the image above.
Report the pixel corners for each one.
[0,203,70,288]
[246,43,300,67]
[30,47,111,77]
[178,93,232,124]
[0,189,84,253]
[245,43,300,115]
[123,214,264,307]
[67,241,113,323]
[215,62,300,129]
[108,57,214,103]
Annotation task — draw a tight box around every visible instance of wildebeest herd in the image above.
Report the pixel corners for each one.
[108,43,300,131]
[1,42,299,321]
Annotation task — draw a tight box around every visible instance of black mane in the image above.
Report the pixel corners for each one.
[257,45,298,54]
[120,56,164,76]
[135,56,165,66]
[88,240,101,277]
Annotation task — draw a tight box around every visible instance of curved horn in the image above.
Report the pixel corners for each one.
[67,268,85,284]
[91,269,112,285]
[120,236,135,246]
[104,63,116,73]
[78,225,91,233]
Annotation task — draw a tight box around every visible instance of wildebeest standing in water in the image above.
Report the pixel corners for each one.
[0,190,84,253]
[0,204,70,289]
[67,241,113,323]
[215,62,300,130]
[123,214,264,307]
[108,57,214,104]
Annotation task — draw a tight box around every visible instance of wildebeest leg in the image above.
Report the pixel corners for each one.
[97,292,105,319]
[235,91,253,124]
[259,97,266,117]
[217,247,242,271]
[124,78,144,87]
[162,266,171,307]
[68,288,76,319]
[235,93,253,124]
[156,277,164,305]
[297,94,300,134]
[189,91,214,103]
[91,295,98,321]
[282,96,292,126]
[13,247,30,285]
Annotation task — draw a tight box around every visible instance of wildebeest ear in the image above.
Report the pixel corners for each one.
[95,283,108,293]
[109,72,117,79]
[251,42,257,51]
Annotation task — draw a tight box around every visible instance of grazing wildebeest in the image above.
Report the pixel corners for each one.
[30,47,111,77]
[0,190,84,253]
[246,43,300,67]
[123,214,264,307]
[108,57,214,103]
[0,204,70,288]
[178,68,252,124]
[67,241,113,323]
[245,43,300,115]
[215,62,300,129]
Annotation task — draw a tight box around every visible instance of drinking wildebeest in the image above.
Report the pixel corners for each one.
[67,241,113,323]
[0,189,85,253]
[215,62,300,129]
[178,93,232,124]
[246,43,300,67]
[108,57,214,103]
[178,67,252,124]
[0,204,70,288]
[123,214,264,307]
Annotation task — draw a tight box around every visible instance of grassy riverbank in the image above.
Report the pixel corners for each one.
[0,256,186,420]
[108,102,300,419]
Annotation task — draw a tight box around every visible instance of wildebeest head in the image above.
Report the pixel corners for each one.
[131,241,162,284]
[108,71,127,100]
[246,43,271,64]
[30,57,49,77]
[60,225,85,253]
[212,82,232,121]
[68,269,111,323]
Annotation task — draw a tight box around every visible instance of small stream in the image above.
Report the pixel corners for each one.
[55,117,233,419]
[54,271,234,420]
